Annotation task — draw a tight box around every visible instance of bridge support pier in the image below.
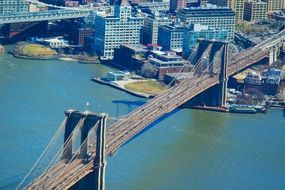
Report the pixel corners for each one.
[217,42,229,107]
[80,113,104,158]
[65,111,107,190]
[92,114,107,190]
[63,109,83,161]
[268,46,279,65]
[187,39,229,107]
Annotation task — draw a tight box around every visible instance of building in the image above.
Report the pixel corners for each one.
[182,24,228,58]
[113,44,192,80]
[69,27,94,46]
[262,0,285,12]
[245,70,263,86]
[106,71,130,81]
[113,43,148,70]
[270,9,285,21]
[200,0,208,6]
[208,0,245,21]
[0,0,29,14]
[158,23,186,52]
[164,72,191,85]
[135,1,170,12]
[170,0,187,13]
[64,1,80,7]
[94,0,144,59]
[262,68,282,95]
[141,12,172,45]
[244,69,282,95]
[176,5,235,41]
[29,3,40,12]
[244,0,267,22]
[148,50,190,80]
[36,37,69,48]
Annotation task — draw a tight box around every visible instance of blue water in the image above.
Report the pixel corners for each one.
[0,47,285,190]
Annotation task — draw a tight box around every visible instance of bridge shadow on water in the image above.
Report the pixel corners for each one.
[120,108,182,148]
[112,99,147,118]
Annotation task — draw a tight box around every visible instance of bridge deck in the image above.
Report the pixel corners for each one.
[0,9,91,24]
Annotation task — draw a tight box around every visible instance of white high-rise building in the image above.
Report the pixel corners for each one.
[244,0,267,22]
[208,0,245,21]
[94,0,144,60]
[262,0,285,12]
[141,12,172,45]
[0,0,29,14]
[176,5,235,41]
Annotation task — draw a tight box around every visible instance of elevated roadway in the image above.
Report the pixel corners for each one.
[0,9,91,25]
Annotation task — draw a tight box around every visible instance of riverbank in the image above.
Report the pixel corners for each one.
[9,42,99,64]
[11,42,58,59]
[92,77,155,98]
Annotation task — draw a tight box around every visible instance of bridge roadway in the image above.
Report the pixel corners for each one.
[0,9,91,25]
[24,30,285,190]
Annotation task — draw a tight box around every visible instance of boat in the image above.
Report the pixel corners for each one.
[254,105,267,113]
[229,105,257,114]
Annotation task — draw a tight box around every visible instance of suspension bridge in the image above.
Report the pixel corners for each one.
[16,30,285,190]
[0,0,94,25]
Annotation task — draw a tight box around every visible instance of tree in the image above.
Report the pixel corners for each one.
[140,63,158,78]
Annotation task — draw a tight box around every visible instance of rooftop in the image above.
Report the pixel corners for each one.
[178,5,235,16]
[159,24,187,31]
[165,72,192,80]
[121,44,147,52]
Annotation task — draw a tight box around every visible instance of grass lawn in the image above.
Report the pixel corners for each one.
[124,80,166,95]
[21,44,57,57]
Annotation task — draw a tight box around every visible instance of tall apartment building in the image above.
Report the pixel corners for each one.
[0,0,29,14]
[141,12,172,45]
[158,23,186,52]
[137,1,170,12]
[94,0,144,59]
[208,0,245,21]
[170,0,187,13]
[262,0,285,12]
[244,0,267,21]
[200,0,208,6]
[176,6,235,40]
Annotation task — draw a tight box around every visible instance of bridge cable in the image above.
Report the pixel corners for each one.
[104,45,206,124]
[42,122,100,190]
[29,116,88,189]
[105,50,223,154]
[16,116,68,190]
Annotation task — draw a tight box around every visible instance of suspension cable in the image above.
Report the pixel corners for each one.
[30,116,87,189]
[16,116,68,190]
[39,122,100,190]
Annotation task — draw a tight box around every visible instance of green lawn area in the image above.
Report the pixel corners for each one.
[124,81,166,95]
[21,44,57,57]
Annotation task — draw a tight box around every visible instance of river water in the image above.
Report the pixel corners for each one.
[0,47,284,190]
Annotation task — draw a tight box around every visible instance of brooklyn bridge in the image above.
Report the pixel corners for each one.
[16,30,285,190]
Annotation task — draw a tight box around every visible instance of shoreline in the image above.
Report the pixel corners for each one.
[92,77,154,98]
[9,42,100,64]
[10,51,100,64]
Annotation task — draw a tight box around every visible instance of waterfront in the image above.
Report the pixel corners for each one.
[0,48,285,190]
